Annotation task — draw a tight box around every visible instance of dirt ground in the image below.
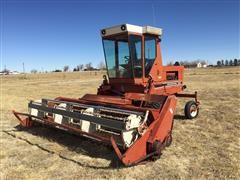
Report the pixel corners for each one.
[0,68,240,179]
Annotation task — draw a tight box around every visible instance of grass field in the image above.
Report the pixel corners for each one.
[0,67,240,179]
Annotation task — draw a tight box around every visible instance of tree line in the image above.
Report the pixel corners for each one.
[30,61,106,73]
[168,58,240,68]
[168,60,207,67]
[5,58,239,75]
[216,59,240,67]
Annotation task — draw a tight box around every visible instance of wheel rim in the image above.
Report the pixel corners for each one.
[190,105,198,117]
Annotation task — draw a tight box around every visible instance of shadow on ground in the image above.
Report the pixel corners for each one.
[7,114,188,169]
[9,125,123,169]
[174,114,188,120]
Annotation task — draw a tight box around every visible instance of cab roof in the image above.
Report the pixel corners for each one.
[101,24,163,37]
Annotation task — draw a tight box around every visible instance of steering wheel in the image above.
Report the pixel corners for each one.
[124,56,130,63]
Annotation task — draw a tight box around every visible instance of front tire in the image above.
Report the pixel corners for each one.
[110,153,122,168]
[151,140,163,160]
[184,101,199,119]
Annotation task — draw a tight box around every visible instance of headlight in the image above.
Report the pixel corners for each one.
[101,29,106,35]
[121,25,126,31]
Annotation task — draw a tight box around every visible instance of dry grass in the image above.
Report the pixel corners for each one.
[0,68,240,179]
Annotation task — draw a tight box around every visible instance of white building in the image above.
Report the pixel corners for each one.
[197,62,207,68]
[197,62,202,68]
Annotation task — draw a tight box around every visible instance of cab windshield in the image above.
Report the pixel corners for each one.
[103,35,142,78]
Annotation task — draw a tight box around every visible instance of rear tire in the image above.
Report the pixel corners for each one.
[184,101,199,119]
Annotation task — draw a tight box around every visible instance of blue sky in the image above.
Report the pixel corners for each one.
[1,0,239,72]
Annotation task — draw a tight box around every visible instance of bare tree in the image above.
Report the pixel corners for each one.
[167,61,173,66]
[229,60,233,66]
[73,64,84,71]
[200,60,207,64]
[98,61,106,70]
[78,64,84,71]
[85,62,93,70]
[31,69,38,74]
[179,60,204,68]
[63,65,69,72]
[2,68,10,74]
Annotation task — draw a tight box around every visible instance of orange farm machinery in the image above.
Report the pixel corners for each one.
[13,24,200,166]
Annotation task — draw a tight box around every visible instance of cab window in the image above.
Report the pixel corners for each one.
[118,41,132,78]
[129,35,142,78]
[144,36,156,76]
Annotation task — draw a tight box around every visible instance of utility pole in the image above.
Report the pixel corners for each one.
[22,62,26,79]
[22,62,25,73]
